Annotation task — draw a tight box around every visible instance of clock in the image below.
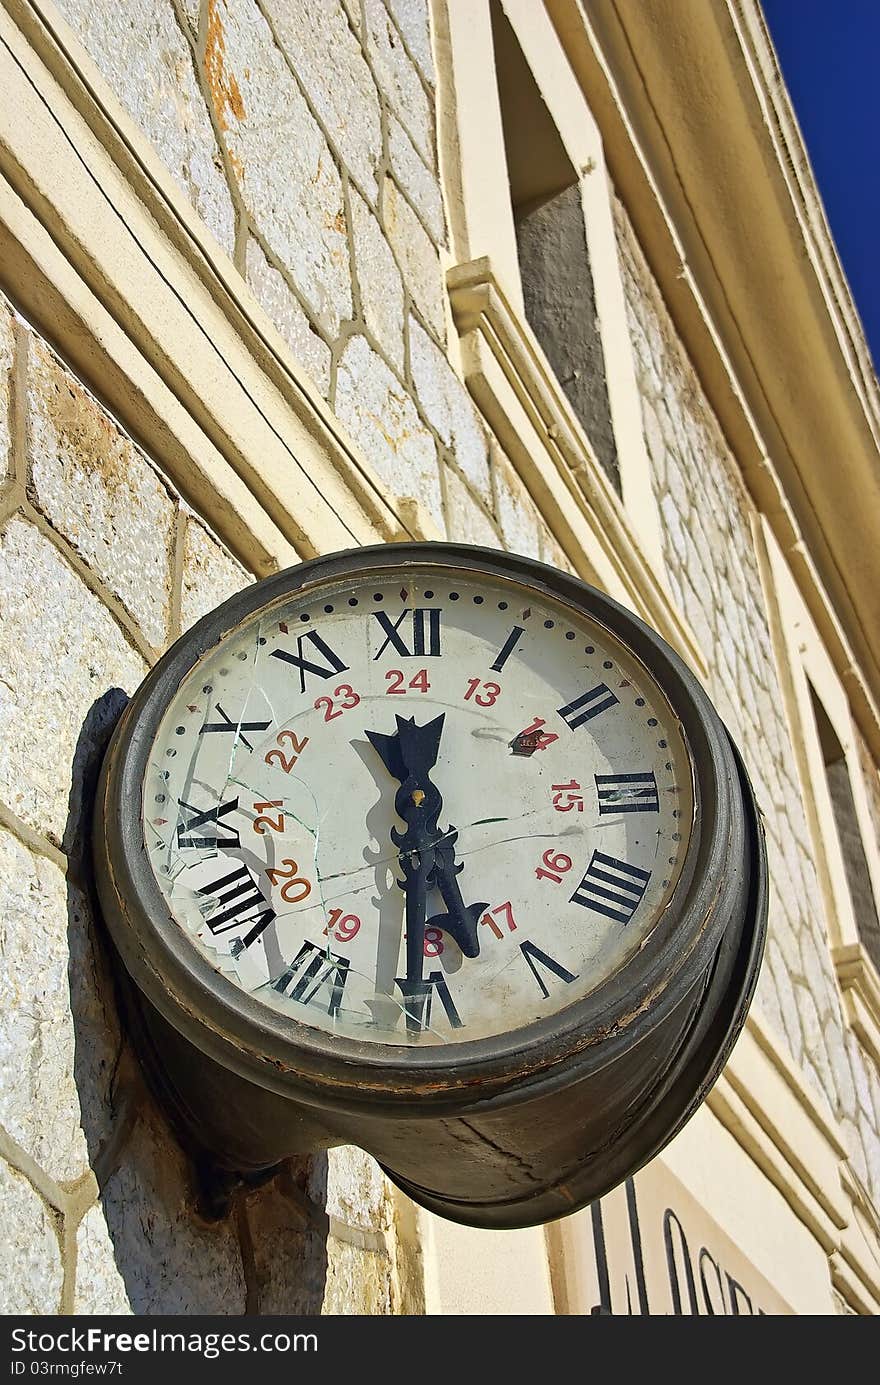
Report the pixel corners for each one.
[93,543,767,1228]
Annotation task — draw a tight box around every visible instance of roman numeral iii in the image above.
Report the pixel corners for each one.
[594,771,660,814]
[570,850,652,925]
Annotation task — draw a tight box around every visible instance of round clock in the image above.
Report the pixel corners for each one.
[93,543,766,1228]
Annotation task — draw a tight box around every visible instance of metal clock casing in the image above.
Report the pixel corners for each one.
[92,543,767,1229]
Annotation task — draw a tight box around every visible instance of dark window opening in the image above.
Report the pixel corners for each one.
[809,685,880,975]
[490,1,620,492]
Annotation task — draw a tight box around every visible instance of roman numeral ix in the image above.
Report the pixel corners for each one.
[571,850,652,925]
[177,797,241,850]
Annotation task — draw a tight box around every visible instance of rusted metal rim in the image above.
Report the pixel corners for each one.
[93,543,737,1113]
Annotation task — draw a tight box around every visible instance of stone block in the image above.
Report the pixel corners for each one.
[96,1109,245,1313]
[54,0,235,255]
[383,179,445,340]
[180,515,251,633]
[0,1161,62,1314]
[335,335,444,530]
[245,239,331,396]
[322,1146,391,1233]
[385,0,434,85]
[322,1237,393,1315]
[244,1172,330,1314]
[364,0,433,165]
[75,1205,133,1315]
[443,466,498,548]
[409,317,490,500]
[267,0,383,202]
[28,340,175,648]
[388,116,444,242]
[0,829,121,1182]
[492,452,541,560]
[0,298,14,482]
[0,518,148,843]
[350,189,405,371]
[825,1016,857,1118]
[206,0,351,336]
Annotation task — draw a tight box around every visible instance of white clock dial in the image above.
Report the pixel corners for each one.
[142,568,694,1045]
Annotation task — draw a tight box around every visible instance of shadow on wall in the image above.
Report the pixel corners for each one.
[65,692,330,1315]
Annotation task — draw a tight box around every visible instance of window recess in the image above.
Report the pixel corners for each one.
[809,687,880,977]
[490,0,619,493]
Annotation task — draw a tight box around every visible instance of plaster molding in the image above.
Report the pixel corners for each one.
[0,0,429,569]
[834,943,880,1073]
[447,257,707,681]
[546,0,880,765]
[710,1008,880,1313]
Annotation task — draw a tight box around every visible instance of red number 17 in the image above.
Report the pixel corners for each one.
[480,900,518,939]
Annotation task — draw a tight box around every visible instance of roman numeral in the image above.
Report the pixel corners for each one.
[272,941,350,1017]
[270,631,349,692]
[490,625,525,673]
[595,771,660,814]
[571,850,651,925]
[373,608,442,659]
[557,684,620,729]
[520,941,578,998]
[199,703,271,751]
[394,971,462,1033]
[177,797,241,850]
[197,864,275,948]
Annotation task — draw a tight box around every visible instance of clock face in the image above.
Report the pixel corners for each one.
[142,565,695,1046]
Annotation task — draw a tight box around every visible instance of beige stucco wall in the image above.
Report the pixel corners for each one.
[0,0,878,1315]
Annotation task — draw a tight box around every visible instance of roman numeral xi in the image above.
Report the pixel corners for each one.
[270,630,349,693]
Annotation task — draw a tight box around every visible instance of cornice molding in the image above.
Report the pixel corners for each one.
[546,0,880,764]
[834,942,880,1073]
[447,256,707,681]
[0,0,432,572]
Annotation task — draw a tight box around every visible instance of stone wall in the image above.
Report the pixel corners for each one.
[614,198,880,1207]
[0,295,423,1314]
[50,0,569,567]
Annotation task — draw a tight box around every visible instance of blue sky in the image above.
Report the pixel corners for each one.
[762,0,880,372]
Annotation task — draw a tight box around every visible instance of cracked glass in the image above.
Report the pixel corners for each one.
[143,567,695,1045]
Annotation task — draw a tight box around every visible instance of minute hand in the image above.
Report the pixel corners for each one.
[367,715,487,959]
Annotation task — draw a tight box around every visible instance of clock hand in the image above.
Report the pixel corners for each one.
[365,716,486,959]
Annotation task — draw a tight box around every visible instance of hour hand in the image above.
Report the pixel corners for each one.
[366,714,445,786]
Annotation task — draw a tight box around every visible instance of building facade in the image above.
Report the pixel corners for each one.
[0,0,879,1314]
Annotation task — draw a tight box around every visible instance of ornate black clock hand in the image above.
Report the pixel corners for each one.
[366,715,486,959]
